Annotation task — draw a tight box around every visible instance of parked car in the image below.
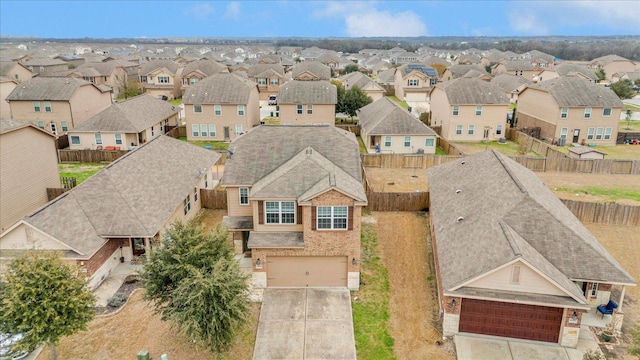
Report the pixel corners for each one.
[0,333,29,360]
[268,95,277,105]
[156,95,169,101]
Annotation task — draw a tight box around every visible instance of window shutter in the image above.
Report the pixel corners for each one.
[311,206,316,230]
[348,206,354,230]
[297,206,303,224]
[258,201,264,225]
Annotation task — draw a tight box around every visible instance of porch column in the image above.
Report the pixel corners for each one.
[618,286,626,312]
[144,237,152,256]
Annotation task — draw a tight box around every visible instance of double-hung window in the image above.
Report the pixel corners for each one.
[468,125,475,135]
[560,127,568,139]
[44,101,52,112]
[239,187,249,205]
[496,124,503,135]
[193,104,202,113]
[270,78,279,85]
[237,104,245,116]
[235,124,243,135]
[602,108,612,117]
[317,206,348,230]
[297,104,303,115]
[604,127,612,140]
[265,201,295,224]
[384,136,391,147]
[475,105,482,116]
[209,124,216,137]
[214,105,222,116]
[115,133,123,145]
[95,133,103,145]
[560,108,568,119]
[71,136,80,145]
[404,136,411,147]
[587,127,595,140]
[194,187,198,202]
[200,124,207,137]
[595,127,603,140]
[408,79,418,86]
[307,104,313,115]
[183,195,191,215]
[584,108,592,119]
[455,125,462,135]
[192,124,199,137]
[452,105,459,116]
[33,101,41,112]
[425,138,434,147]
[61,121,68,132]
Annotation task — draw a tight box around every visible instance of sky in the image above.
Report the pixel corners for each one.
[1,0,639,39]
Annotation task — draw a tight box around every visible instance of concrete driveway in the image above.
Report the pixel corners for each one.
[253,288,356,360]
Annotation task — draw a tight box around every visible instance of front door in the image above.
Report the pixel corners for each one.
[132,238,146,256]
[573,129,580,143]
[242,231,250,253]
[224,127,230,141]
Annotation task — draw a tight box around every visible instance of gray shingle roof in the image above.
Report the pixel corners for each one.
[292,61,331,80]
[6,77,93,101]
[435,78,509,105]
[491,73,532,93]
[376,68,396,83]
[427,150,635,302]
[553,64,598,81]
[19,136,220,258]
[450,64,487,78]
[183,73,256,105]
[183,59,226,76]
[0,61,22,76]
[591,54,633,65]
[278,80,337,104]
[359,97,437,136]
[75,61,138,76]
[529,77,622,107]
[139,60,179,75]
[70,95,179,133]
[503,60,536,71]
[0,118,55,137]
[247,63,285,78]
[21,58,67,66]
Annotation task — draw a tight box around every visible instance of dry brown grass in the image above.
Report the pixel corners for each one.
[535,172,640,206]
[365,167,429,192]
[371,212,455,359]
[201,209,228,231]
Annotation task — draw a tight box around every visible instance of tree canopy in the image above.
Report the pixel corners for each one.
[610,79,635,99]
[140,218,249,352]
[344,64,360,74]
[0,253,95,360]
[332,80,373,119]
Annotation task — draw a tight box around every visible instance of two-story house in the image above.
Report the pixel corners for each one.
[0,61,32,83]
[292,61,331,81]
[246,63,286,101]
[180,59,228,95]
[6,77,112,135]
[277,80,337,125]
[0,77,18,119]
[492,60,537,80]
[589,55,636,81]
[20,57,68,76]
[221,125,367,290]
[535,64,598,83]
[184,73,259,141]
[73,61,137,98]
[491,73,532,103]
[139,60,183,100]
[430,78,510,141]
[516,77,622,145]
[341,72,386,101]
[67,94,179,149]
[393,64,438,103]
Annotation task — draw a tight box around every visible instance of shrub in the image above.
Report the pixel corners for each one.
[107,292,128,308]
[583,349,605,360]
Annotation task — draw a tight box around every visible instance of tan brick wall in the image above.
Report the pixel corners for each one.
[564,308,583,328]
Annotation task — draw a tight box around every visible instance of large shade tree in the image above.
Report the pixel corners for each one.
[0,253,95,360]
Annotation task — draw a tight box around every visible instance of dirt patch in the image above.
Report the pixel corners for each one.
[585,224,640,359]
[371,212,455,359]
[535,172,640,206]
[200,209,228,231]
[365,167,429,192]
[37,290,260,360]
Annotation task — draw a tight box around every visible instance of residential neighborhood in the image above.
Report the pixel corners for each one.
[1,18,640,360]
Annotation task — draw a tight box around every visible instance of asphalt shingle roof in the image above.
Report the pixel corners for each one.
[183,73,255,104]
[530,77,622,107]
[292,61,331,80]
[278,80,337,104]
[435,78,509,105]
[6,77,94,101]
[359,97,437,136]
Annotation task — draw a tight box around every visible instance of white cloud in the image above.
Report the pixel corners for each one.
[313,1,427,37]
[183,3,214,19]
[225,1,241,20]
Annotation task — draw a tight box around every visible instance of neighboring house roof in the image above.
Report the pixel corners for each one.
[491,73,532,93]
[400,64,437,78]
[434,78,509,105]
[247,63,285,78]
[0,118,55,137]
[70,95,179,133]
[21,57,67,67]
[529,77,622,107]
[503,60,536,71]
[340,72,382,91]
[428,150,635,303]
[0,61,29,76]
[75,61,137,76]
[457,54,481,64]
[359,97,437,136]
[6,77,102,101]
[552,64,598,81]
[376,68,396,83]
[292,61,331,80]
[139,60,179,75]
[182,59,226,76]
[183,73,256,105]
[316,51,340,64]
[3,136,220,258]
[450,64,488,78]
[591,54,634,66]
[278,80,337,104]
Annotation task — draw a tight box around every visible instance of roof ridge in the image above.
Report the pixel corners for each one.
[493,150,527,194]
[499,221,521,256]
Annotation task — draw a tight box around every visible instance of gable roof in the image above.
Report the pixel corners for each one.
[527,77,622,107]
[21,57,67,67]
[0,61,29,76]
[400,64,437,78]
[376,68,396,83]
[6,77,99,101]
[292,61,331,80]
[0,118,56,137]
[182,59,227,77]
[503,60,536,71]
[491,73,532,93]
[139,60,179,75]
[70,95,179,133]
[552,64,598,81]
[359,97,437,136]
[341,72,384,92]
[247,63,285,78]
[278,80,337,104]
[75,61,138,76]
[4,136,220,258]
[434,78,509,105]
[427,150,635,303]
[183,73,256,105]
[591,54,634,65]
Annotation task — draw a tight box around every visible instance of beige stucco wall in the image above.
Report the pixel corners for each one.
[365,134,437,154]
[466,261,568,297]
[602,61,636,81]
[5,64,32,82]
[395,71,432,101]
[279,103,335,125]
[0,127,60,231]
[226,187,253,216]
[9,99,73,133]
[0,81,17,119]
[69,85,112,128]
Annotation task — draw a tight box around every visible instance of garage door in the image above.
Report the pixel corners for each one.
[459,299,563,343]
[267,256,347,287]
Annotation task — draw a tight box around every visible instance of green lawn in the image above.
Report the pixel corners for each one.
[168,98,182,106]
[352,224,396,360]
[558,144,640,160]
[556,186,640,202]
[435,147,447,155]
[58,163,106,185]
[453,140,543,157]
[177,136,229,150]
[386,96,409,109]
[619,120,640,132]
[357,136,368,154]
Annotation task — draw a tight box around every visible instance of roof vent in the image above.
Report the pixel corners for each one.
[455,189,461,194]
[457,216,464,222]
[460,160,466,165]
[306,148,312,155]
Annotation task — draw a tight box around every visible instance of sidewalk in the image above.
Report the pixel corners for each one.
[93,262,141,307]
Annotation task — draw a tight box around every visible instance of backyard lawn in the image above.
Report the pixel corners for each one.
[386,95,409,109]
[58,163,106,185]
[453,140,542,157]
[535,172,640,206]
[553,144,640,160]
[178,136,229,150]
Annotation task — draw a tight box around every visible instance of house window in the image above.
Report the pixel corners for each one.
[39,66,44,72]
[425,138,434,147]
[596,127,603,140]
[209,124,216,137]
[510,265,521,284]
[297,104,303,115]
[587,127,595,140]
[193,104,202,113]
[44,101,52,112]
[115,133,123,145]
[183,195,191,215]
[404,136,411,147]
[49,123,57,135]
[158,76,170,84]
[37,121,44,129]
[307,104,313,115]
[239,187,249,205]
[192,124,199,137]
[95,133,102,145]
[237,105,245,116]
[151,126,155,137]
[200,125,207,137]
[475,105,482,116]
[182,78,188,85]
[269,78,279,85]
[452,105,459,116]
[604,127,612,140]
[190,78,198,85]
[265,201,295,224]
[590,282,598,297]
[71,136,80,145]
[317,206,347,230]
[234,124,242,135]
[140,76,147,83]
[194,187,198,202]
[214,105,222,116]
[496,124,503,135]
[33,101,41,112]
[384,136,391,147]
[560,127,568,139]
[560,108,568,119]
[257,78,266,85]
[603,108,612,117]
[584,108,592,119]
[408,79,418,86]
[61,121,68,132]
[468,125,475,135]
[456,125,462,135]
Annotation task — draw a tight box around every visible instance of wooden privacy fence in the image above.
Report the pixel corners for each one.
[47,188,67,201]
[437,137,464,155]
[560,199,639,226]
[58,149,129,163]
[361,153,463,169]
[166,126,187,139]
[336,125,360,135]
[200,189,227,209]
[364,191,430,212]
